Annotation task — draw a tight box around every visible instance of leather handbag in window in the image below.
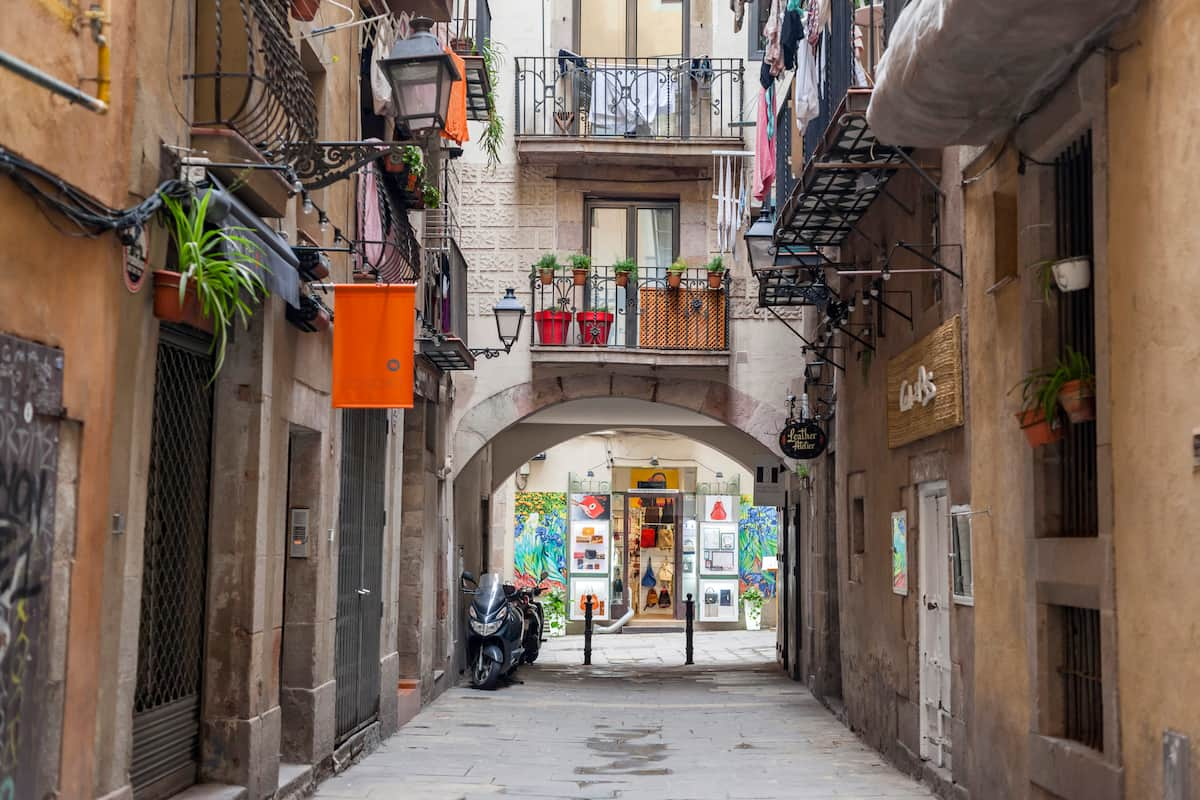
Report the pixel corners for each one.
[641,558,657,587]
[645,587,659,607]
[640,527,657,549]
[658,588,671,607]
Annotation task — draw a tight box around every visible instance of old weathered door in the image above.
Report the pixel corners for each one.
[918,483,952,769]
[334,409,387,742]
[132,327,215,799]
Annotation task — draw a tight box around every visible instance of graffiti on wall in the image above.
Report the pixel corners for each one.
[0,334,63,798]
[739,496,778,598]
[513,492,567,591]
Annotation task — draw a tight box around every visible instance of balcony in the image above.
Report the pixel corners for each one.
[530,265,730,369]
[436,0,494,121]
[514,56,745,167]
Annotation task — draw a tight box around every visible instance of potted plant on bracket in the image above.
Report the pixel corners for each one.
[742,586,765,631]
[568,253,592,287]
[706,255,726,290]
[154,189,269,378]
[667,258,688,289]
[1049,347,1096,423]
[1010,367,1064,448]
[576,305,614,347]
[614,257,637,288]
[1034,255,1092,300]
[532,253,559,286]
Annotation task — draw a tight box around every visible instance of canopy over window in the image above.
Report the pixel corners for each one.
[866,0,1138,147]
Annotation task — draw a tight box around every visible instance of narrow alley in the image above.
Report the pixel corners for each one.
[314,632,933,800]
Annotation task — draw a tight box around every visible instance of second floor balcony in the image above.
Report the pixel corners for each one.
[529,264,730,369]
[515,55,745,167]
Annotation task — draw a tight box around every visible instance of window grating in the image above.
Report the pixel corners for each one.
[1060,606,1103,751]
[1054,131,1098,537]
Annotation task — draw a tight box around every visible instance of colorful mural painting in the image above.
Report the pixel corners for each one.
[738,496,778,598]
[513,492,567,591]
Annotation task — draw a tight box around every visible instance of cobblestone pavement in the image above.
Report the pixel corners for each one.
[314,631,934,800]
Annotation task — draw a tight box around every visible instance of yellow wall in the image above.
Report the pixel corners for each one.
[1107,0,1200,794]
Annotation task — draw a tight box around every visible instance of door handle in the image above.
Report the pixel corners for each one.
[926,600,938,611]
[357,588,371,595]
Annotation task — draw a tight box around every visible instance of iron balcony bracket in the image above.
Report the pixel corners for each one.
[764,306,845,372]
[888,241,964,284]
[281,140,420,190]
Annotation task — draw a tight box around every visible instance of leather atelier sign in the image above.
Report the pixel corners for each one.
[886,315,964,448]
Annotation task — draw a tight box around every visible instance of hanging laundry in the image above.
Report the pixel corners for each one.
[781,0,804,71]
[794,41,820,133]
[807,0,829,47]
[441,46,470,145]
[763,0,785,77]
[731,0,747,32]
[716,155,727,253]
[370,17,396,116]
[753,87,776,203]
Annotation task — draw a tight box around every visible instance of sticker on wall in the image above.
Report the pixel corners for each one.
[892,510,909,596]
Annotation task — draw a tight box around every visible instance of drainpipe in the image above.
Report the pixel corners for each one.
[592,607,635,634]
[0,2,111,114]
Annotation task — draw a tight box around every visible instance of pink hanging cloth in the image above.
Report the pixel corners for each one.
[753,87,776,203]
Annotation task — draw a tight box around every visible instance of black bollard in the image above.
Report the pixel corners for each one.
[583,595,593,665]
[684,593,694,665]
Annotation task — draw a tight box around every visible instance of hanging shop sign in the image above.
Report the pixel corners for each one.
[332,284,416,409]
[886,315,964,448]
[779,419,827,459]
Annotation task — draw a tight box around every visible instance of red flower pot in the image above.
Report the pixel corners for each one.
[534,310,572,345]
[291,0,321,21]
[153,270,213,333]
[1016,408,1064,448]
[1058,379,1096,423]
[576,311,614,346]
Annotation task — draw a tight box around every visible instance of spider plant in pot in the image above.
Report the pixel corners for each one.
[614,257,637,288]
[1032,256,1092,301]
[1050,347,1095,423]
[531,252,559,286]
[1009,367,1064,448]
[155,189,269,378]
[667,258,688,289]
[706,255,726,289]
[568,253,591,287]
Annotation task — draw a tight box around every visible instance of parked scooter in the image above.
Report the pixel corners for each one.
[515,585,545,664]
[461,571,528,689]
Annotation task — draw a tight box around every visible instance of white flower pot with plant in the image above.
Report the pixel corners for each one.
[742,586,765,631]
[542,589,567,637]
[1052,257,1091,293]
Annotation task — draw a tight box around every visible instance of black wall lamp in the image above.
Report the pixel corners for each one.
[380,16,462,136]
[471,288,527,359]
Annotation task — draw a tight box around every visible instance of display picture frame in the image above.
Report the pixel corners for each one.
[569,578,610,621]
[570,520,609,575]
[698,578,739,621]
[704,495,736,523]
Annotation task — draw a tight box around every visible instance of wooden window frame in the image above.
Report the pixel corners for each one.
[573,0,690,58]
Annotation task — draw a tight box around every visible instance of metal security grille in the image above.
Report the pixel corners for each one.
[1055,131,1098,537]
[1060,606,1103,750]
[132,327,214,799]
[334,409,387,742]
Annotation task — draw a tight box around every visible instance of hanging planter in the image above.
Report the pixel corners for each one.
[286,294,333,333]
[576,311,614,346]
[1052,257,1091,293]
[291,0,321,21]
[153,270,214,334]
[1015,408,1064,448]
[1058,378,1096,423]
[534,310,572,345]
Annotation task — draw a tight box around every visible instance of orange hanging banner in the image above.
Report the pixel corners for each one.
[332,283,416,409]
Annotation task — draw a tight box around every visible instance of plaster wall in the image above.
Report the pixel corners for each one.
[1106,1,1200,795]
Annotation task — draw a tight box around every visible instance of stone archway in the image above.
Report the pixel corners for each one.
[452,374,789,479]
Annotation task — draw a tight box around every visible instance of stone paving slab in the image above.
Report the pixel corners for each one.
[314,631,934,800]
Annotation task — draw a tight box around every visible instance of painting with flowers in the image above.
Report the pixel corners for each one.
[739,495,778,598]
[513,492,567,591]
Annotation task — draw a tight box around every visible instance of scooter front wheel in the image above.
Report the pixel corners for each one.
[471,650,502,690]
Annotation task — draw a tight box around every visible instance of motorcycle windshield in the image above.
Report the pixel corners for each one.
[473,574,507,619]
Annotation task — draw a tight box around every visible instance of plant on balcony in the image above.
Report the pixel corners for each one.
[1009,367,1064,448]
[706,255,726,289]
[421,182,441,209]
[531,253,560,286]
[385,145,426,193]
[534,306,572,346]
[576,305,614,347]
[155,189,269,378]
[568,253,592,286]
[667,258,688,289]
[480,40,506,172]
[614,258,637,288]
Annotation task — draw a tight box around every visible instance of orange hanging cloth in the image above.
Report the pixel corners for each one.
[440,46,470,145]
[332,284,416,409]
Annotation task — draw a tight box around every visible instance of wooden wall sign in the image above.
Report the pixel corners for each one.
[886,315,964,448]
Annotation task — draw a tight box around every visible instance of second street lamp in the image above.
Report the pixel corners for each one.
[472,288,527,359]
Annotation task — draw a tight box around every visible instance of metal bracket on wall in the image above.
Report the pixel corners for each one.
[280,140,420,190]
[764,306,845,372]
[887,242,964,284]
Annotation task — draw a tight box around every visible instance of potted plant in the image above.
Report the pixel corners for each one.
[1010,367,1064,447]
[154,189,269,377]
[576,305,614,346]
[421,182,441,210]
[532,253,559,286]
[667,258,688,289]
[706,255,726,290]
[1051,347,1095,423]
[542,589,567,637]
[385,145,425,194]
[742,586,765,631]
[614,257,637,288]
[1033,256,1092,300]
[568,253,591,287]
[533,302,572,345]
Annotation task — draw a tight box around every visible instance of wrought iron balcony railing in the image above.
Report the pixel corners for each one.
[515,56,744,140]
[354,164,420,283]
[531,265,729,351]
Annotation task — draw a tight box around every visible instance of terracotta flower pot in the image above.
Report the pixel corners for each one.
[707,271,724,289]
[1058,379,1096,423]
[539,269,555,286]
[291,0,321,21]
[572,268,589,287]
[667,272,682,289]
[615,271,630,288]
[534,310,572,345]
[1016,408,1064,448]
[153,270,213,333]
[575,311,614,346]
